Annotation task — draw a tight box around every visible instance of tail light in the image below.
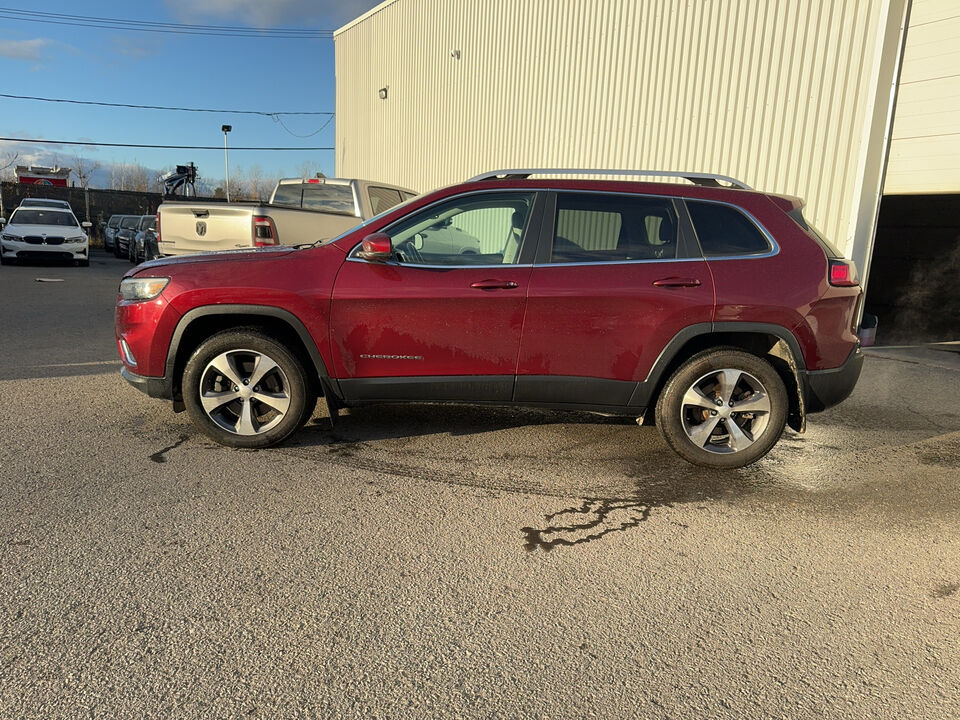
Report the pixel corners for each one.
[828,259,859,287]
[155,212,161,243]
[252,215,278,247]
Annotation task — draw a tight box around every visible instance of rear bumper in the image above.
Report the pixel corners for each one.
[121,366,172,400]
[803,346,864,413]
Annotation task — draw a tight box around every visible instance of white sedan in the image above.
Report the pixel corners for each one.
[0,207,92,266]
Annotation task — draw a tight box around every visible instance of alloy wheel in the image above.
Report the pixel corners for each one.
[679,368,772,454]
[198,349,292,435]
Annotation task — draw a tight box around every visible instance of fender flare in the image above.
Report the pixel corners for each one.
[165,303,331,381]
[630,321,808,432]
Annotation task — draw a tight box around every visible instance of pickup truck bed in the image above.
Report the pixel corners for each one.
[157,177,415,256]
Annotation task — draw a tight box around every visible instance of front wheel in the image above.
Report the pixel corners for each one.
[182,330,315,448]
[655,348,788,469]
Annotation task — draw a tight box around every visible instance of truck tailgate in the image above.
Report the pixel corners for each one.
[158,204,256,255]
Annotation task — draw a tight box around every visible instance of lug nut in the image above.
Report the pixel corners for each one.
[253,386,260,392]
[233,385,239,392]
[710,410,718,416]
[243,379,249,385]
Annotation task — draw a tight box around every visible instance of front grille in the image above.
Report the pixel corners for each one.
[22,236,65,245]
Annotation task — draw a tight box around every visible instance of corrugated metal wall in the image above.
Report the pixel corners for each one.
[885,0,960,193]
[335,0,909,272]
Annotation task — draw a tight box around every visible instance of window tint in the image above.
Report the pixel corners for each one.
[107,217,121,228]
[550,193,681,263]
[365,192,536,266]
[121,216,140,229]
[272,184,302,207]
[10,209,78,227]
[687,201,770,256]
[139,216,154,230]
[302,184,356,214]
[368,186,403,215]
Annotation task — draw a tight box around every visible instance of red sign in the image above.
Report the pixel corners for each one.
[19,176,68,187]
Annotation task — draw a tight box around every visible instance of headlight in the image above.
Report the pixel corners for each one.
[2,233,19,242]
[119,277,169,301]
[67,235,86,243]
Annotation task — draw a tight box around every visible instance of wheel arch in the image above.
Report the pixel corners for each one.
[633,322,807,432]
[165,305,331,406]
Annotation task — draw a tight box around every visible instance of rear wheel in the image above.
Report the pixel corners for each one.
[182,330,314,448]
[655,348,788,468]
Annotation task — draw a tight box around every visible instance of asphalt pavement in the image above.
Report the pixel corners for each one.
[1,250,958,719]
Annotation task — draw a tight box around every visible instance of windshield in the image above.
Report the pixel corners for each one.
[121,217,139,229]
[9,209,78,227]
[139,216,155,230]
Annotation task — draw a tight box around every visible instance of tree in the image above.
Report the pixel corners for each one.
[72,154,101,223]
[0,150,18,219]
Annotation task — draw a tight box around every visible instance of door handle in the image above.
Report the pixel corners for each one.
[652,277,702,288]
[470,279,519,290]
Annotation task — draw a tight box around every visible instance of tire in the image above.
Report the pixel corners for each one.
[655,348,788,469]
[182,330,315,449]
[0,255,10,266]
[113,241,122,258]
[128,242,136,263]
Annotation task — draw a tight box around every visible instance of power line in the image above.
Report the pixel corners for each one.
[0,92,333,117]
[0,137,333,151]
[0,8,334,38]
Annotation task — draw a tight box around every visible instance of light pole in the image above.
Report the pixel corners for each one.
[222,124,232,201]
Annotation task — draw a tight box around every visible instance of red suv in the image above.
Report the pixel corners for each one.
[115,169,866,468]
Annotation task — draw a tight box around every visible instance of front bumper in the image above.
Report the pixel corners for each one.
[803,346,864,413]
[121,365,172,400]
[2,240,88,260]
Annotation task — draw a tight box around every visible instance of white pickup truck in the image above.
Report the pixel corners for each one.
[156,177,416,256]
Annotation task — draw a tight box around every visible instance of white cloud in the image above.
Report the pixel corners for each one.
[0,38,51,62]
[164,0,380,28]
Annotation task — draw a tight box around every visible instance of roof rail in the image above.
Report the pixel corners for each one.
[467,168,752,190]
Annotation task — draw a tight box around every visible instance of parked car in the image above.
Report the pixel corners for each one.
[104,214,127,252]
[114,215,143,258]
[1,206,92,266]
[116,169,869,468]
[18,198,73,210]
[131,215,159,264]
[155,177,417,257]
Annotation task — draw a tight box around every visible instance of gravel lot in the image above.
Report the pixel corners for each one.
[1,250,959,719]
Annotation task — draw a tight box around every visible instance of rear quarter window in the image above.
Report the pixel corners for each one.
[686,201,771,256]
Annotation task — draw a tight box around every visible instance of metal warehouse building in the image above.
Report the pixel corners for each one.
[335,0,959,342]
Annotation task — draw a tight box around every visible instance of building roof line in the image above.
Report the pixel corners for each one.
[334,0,401,36]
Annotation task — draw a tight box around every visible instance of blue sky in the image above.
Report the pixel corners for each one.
[0,0,382,189]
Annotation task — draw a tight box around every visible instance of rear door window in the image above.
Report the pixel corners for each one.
[686,201,771,256]
[548,193,684,263]
[368,186,403,214]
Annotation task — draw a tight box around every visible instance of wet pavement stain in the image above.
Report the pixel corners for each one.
[149,434,192,463]
[931,582,959,599]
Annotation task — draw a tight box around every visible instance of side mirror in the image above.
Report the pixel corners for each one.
[81,221,93,229]
[0,217,5,226]
[359,232,392,262]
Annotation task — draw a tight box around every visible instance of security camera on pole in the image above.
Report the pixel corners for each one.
[222,125,232,201]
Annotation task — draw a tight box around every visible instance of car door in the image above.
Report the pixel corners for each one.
[330,190,544,403]
[515,191,715,408]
